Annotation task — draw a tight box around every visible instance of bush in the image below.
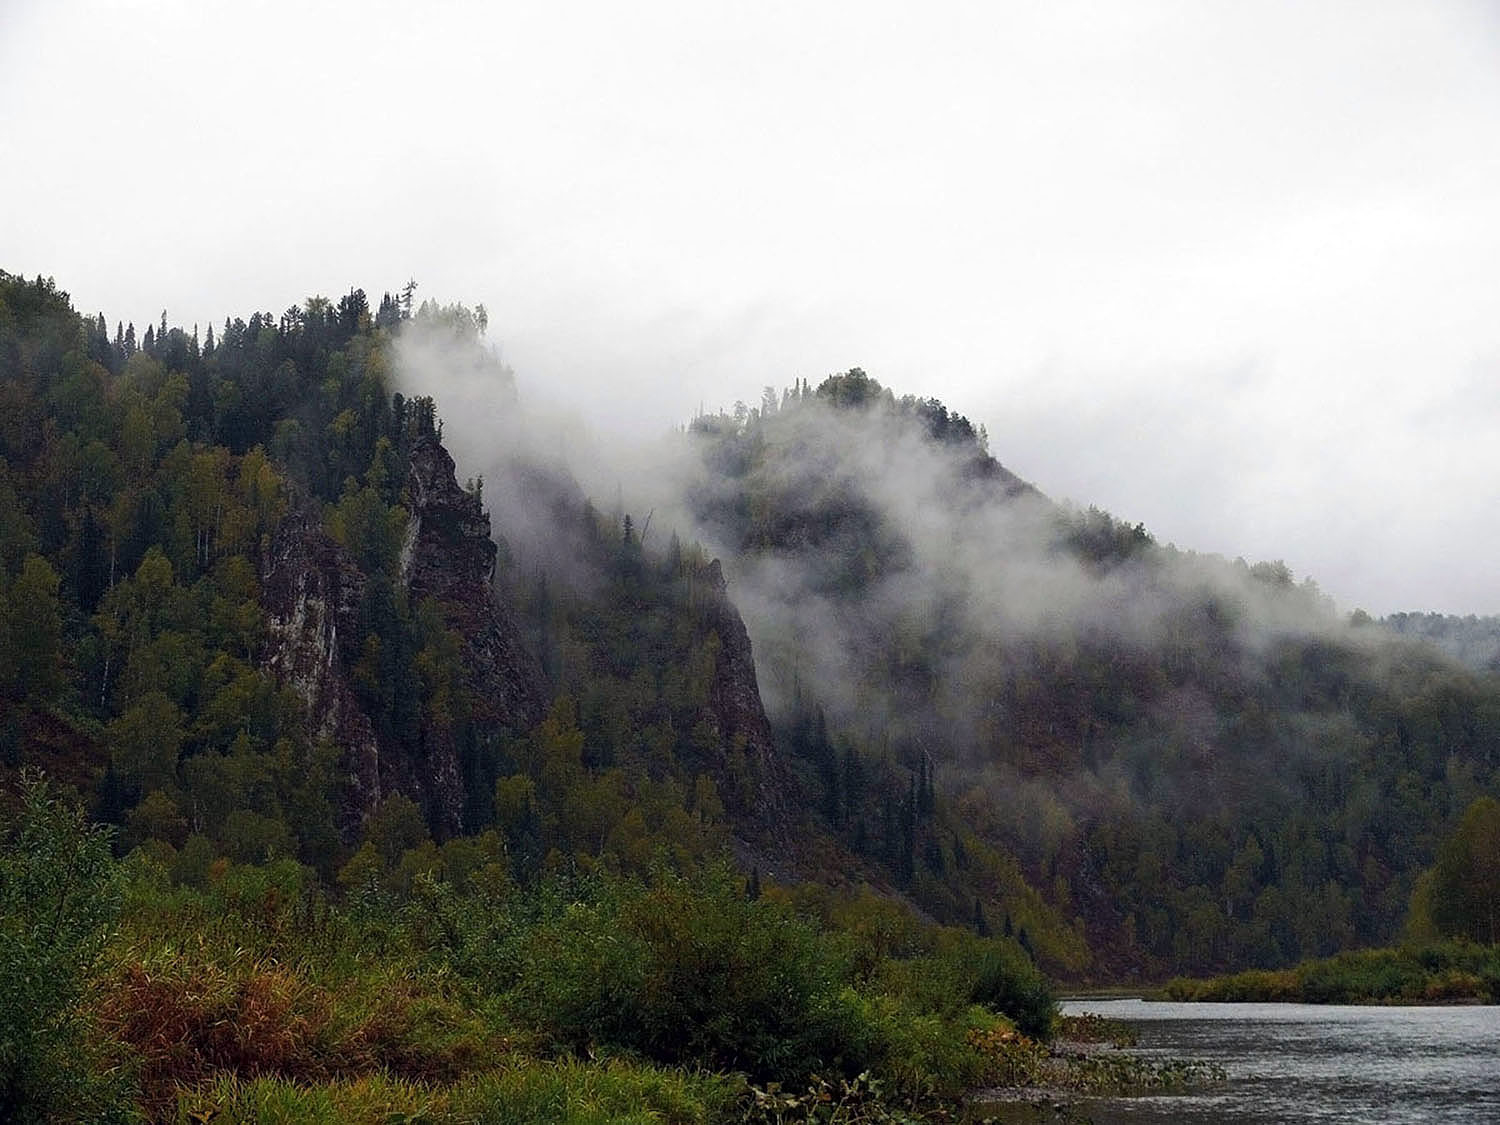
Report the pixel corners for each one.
[472,866,872,1082]
[963,939,1056,1040]
[0,772,133,1122]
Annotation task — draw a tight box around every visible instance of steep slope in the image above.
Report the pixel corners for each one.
[260,434,548,839]
[393,313,809,862]
[678,371,1500,977]
[260,498,381,838]
[694,556,796,846]
[396,433,547,833]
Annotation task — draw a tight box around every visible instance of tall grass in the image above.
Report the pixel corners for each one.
[1165,942,1500,1003]
[10,800,1059,1122]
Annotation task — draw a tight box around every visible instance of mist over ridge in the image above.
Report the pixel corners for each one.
[396,304,1383,724]
[3,262,1495,996]
[382,298,1500,977]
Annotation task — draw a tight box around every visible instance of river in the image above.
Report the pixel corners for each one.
[1027,998,1500,1123]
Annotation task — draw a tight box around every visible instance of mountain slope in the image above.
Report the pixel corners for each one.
[672,371,1500,977]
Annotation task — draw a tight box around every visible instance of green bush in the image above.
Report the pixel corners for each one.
[468,866,872,1082]
[963,939,1056,1040]
[0,773,133,1122]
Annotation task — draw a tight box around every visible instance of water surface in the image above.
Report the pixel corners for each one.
[1044,998,1500,1123]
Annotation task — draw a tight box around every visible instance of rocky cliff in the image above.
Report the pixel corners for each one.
[259,500,381,840]
[693,557,800,857]
[260,435,547,839]
[397,435,547,832]
[401,436,547,731]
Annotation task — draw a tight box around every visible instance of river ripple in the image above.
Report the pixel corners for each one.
[1051,998,1500,1124]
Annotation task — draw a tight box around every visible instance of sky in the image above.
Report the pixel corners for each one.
[2,0,1498,615]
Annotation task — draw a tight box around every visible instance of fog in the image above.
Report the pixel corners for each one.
[396,311,1402,810]
[4,1,1499,613]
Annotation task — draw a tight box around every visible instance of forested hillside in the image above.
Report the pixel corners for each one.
[1380,612,1500,674]
[0,271,800,877]
[671,369,1500,979]
[2,268,1497,1120]
[0,270,1064,1123]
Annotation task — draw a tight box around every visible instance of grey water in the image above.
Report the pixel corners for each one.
[1051,998,1500,1124]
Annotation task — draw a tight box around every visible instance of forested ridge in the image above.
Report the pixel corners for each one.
[1,269,1497,1122]
[679,370,1500,978]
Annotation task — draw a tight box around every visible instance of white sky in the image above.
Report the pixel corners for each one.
[3,0,1498,614]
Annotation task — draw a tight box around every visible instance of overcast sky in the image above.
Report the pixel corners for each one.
[3,0,1498,615]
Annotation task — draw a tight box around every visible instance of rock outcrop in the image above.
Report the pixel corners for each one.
[260,501,381,840]
[261,435,547,840]
[401,435,547,733]
[693,557,799,854]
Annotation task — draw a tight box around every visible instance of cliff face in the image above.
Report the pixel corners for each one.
[259,501,381,840]
[260,436,547,839]
[693,558,799,854]
[260,432,791,850]
[401,436,546,730]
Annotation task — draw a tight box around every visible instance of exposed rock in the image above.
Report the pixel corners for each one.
[399,435,548,832]
[693,557,799,854]
[261,436,547,841]
[402,435,547,727]
[259,500,381,840]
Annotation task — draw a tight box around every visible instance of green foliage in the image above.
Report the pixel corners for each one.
[108,690,185,796]
[173,1059,738,1125]
[73,845,1063,1120]
[1423,795,1500,944]
[0,772,131,1122]
[1165,941,1500,1003]
[954,938,1056,1040]
[458,867,866,1082]
[327,479,407,577]
[5,555,65,703]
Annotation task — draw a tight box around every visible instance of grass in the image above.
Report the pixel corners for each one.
[1163,942,1500,1004]
[172,1060,738,1125]
[9,806,1067,1123]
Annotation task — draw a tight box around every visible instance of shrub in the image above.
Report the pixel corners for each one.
[941,935,1056,1040]
[0,772,133,1122]
[476,866,872,1082]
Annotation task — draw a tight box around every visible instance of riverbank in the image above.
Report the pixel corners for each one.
[1163,941,1500,1004]
[967,1014,1222,1121]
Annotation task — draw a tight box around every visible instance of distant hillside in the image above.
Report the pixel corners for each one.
[1380,612,1500,674]
[675,369,1500,979]
[5,267,1497,990]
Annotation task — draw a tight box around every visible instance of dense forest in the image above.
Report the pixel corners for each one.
[663,370,1500,978]
[1,269,1497,1121]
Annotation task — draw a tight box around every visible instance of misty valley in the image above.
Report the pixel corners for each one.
[3,270,1499,1123]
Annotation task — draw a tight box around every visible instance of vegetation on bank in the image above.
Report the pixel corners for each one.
[2,773,1060,1122]
[1163,943,1500,1004]
[1164,798,1500,1005]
